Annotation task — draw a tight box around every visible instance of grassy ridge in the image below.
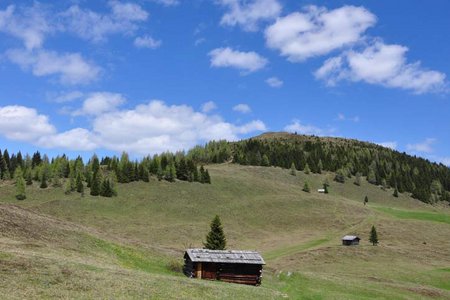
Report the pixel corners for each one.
[374,207,450,224]
[1,163,449,299]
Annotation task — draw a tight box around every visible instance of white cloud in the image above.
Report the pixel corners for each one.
[0,4,52,50]
[134,35,162,49]
[37,128,97,151]
[266,77,283,88]
[284,119,334,136]
[73,92,126,116]
[336,113,359,122]
[6,49,101,85]
[201,101,217,113]
[218,0,282,32]
[61,2,148,43]
[315,41,447,94]
[149,0,180,6]
[50,91,84,103]
[91,100,267,154]
[376,141,397,150]
[0,100,266,155]
[233,104,251,114]
[265,5,376,62]
[407,138,436,154]
[0,106,56,142]
[209,47,268,73]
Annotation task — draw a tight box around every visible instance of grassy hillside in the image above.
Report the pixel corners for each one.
[1,164,449,299]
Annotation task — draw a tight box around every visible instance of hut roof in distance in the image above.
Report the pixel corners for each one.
[342,235,360,241]
[185,249,265,265]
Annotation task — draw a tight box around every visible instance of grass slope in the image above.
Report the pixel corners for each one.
[1,163,449,299]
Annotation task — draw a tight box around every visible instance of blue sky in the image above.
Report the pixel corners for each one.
[0,0,449,164]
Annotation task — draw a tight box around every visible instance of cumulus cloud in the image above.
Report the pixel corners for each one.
[265,5,376,62]
[201,101,217,113]
[218,0,282,32]
[37,128,97,151]
[134,35,162,49]
[6,49,101,85]
[266,77,283,88]
[0,100,267,155]
[50,91,84,103]
[0,4,52,50]
[315,41,447,93]
[376,141,397,150]
[209,47,268,73]
[60,2,148,43]
[0,106,56,142]
[284,119,334,136]
[233,104,251,114]
[73,92,126,116]
[406,138,436,154]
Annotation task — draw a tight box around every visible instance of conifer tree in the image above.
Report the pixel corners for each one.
[76,172,84,193]
[15,168,26,200]
[199,165,206,183]
[393,187,399,198]
[369,225,378,246]
[40,172,48,189]
[290,162,297,176]
[204,215,226,250]
[304,163,310,174]
[261,154,270,167]
[25,169,33,185]
[334,169,345,183]
[302,181,310,193]
[203,169,211,184]
[90,172,101,196]
[323,183,329,194]
[364,195,369,205]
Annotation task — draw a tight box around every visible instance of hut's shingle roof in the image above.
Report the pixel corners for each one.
[185,249,265,265]
[342,235,360,241]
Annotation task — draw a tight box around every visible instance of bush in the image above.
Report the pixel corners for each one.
[166,260,183,273]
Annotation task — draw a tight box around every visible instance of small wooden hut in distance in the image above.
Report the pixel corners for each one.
[183,249,265,285]
[342,235,360,246]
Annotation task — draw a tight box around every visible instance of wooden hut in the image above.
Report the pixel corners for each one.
[183,249,265,285]
[342,235,360,246]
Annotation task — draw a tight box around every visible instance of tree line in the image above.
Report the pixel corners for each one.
[186,135,450,204]
[0,149,211,200]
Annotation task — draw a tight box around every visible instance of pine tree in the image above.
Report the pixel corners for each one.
[393,187,399,198]
[290,162,297,176]
[90,172,101,196]
[199,165,206,183]
[203,169,211,184]
[369,225,378,246]
[323,183,329,194]
[364,195,369,205]
[15,168,26,200]
[40,172,48,189]
[76,172,84,193]
[204,215,226,250]
[25,169,33,185]
[304,163,310,174]
[302,181,310,193]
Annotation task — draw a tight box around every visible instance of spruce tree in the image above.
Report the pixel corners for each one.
[323,183,329,194]
[15,168,26,200]
[304,163,310,174]
[25,170,33,186]
[90,172,101,196]
[290,162,297,176]
[204,215,226,250]
[364,195,369,205]
[40,172,48,189]
[203,169,211,184]
[76,172,84,193]
[302,181,310,193]
[261,154,270,167]
[369,225,378,246]
[393,187,399,198]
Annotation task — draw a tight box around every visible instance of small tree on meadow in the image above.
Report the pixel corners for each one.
[304,163,311,174]
[393,187,399,198]
[302,181,310,193]
[204,215,226,250]
[15,168,26,200]
[290,162,297,176]
[40,172,48,189]
[323,183,329,194]
[364,195,369,205]
[76,172,84,193]
[370,225,378,246]
[334,169,345,183]
[354,172,362,186]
